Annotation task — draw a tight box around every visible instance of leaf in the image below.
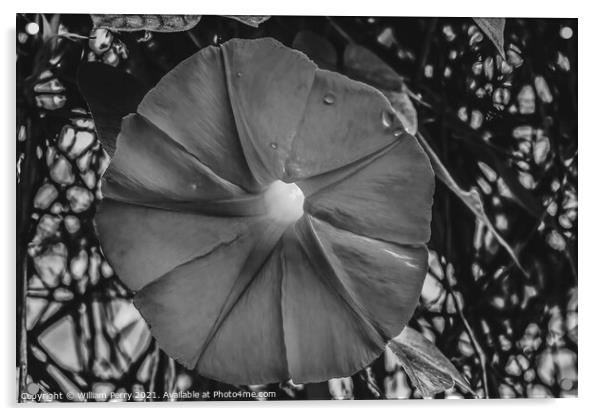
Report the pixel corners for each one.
[383,89,417,135]
[414,131,527,275]
[343,43,403,90]
[388,327,476,398]
[473,18,506,57]
[292,31,337,71]
[91,14,201,32]
[223,16,271,27]
[77,63,149,157]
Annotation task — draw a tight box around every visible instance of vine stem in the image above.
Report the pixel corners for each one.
[186,31,202,49]
[442,268,490,398]
[325,17,353,44]
[415,18,438,82]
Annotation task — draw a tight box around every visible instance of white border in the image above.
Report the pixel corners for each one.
[3,1,596,415]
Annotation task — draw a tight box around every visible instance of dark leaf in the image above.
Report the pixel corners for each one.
[415,131,527,275]
[343,43,403,90]
[91,14,201,32]
[473,18,506,57]
[292,31,337,70]
[77,63,149,157]
[388,327,477,398]
[223,16,271,28]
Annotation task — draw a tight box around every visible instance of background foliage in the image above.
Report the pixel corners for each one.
[16,14,577,401]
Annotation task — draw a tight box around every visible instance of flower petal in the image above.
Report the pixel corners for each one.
[280,220,384,383]
[303,136,435,245]
[308,217,428,339]
[137,45,259,192]
[103,114,259,215]
[132,217,279,368]
[285,69,401,180]
[95,199,262,291]
[221,38,317,184]
[197,244,289,384]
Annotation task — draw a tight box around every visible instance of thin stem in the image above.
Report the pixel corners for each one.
[442,268,490,398]
[415,18,438,83]
[325,17,353,44]
[186,31,202,49]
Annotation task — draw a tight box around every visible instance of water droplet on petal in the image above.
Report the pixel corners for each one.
[393,128,405,137]
[381,109,395,128]
[323,92,335,105]
[270,142,278,149]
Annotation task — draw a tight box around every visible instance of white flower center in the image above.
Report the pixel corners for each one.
[264,180,305,224]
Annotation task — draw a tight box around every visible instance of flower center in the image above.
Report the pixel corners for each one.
[264,180,305,224]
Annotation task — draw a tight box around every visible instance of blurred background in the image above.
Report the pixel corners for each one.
[16,14,577,401]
